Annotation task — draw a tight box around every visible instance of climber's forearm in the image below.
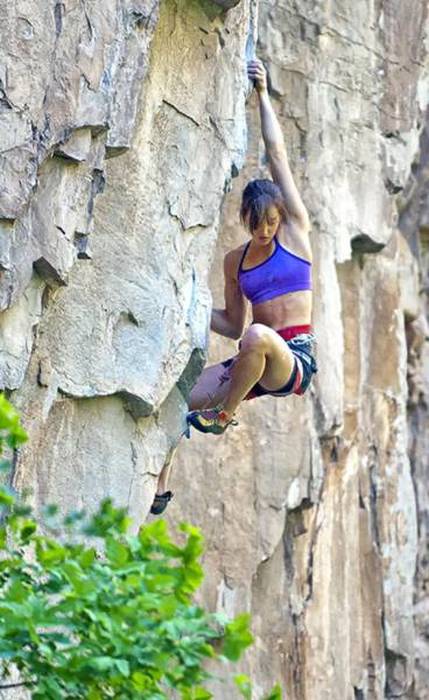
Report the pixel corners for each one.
[258,89,285,153]
[257,87,309,226]
[210,309,242,340]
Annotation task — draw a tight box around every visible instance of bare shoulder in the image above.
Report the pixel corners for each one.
[224,244,247,280]
[277,219,312,262]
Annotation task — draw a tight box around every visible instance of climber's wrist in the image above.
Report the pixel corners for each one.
[257,86,269,100]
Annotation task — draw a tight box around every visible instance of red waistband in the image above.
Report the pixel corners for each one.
[276,324,312,341]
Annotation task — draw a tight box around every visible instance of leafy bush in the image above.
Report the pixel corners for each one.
[0,395,282,699]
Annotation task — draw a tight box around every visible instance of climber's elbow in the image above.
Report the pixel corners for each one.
[228,311,246,340]
[211,309,244,340]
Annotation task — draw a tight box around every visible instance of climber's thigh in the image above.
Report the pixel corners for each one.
[248,325,295,392]
[188,360,234,410]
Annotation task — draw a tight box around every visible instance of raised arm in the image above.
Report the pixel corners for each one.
[210,250,247,340]
[247,60,310,232]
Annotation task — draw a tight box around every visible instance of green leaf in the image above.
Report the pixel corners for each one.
[131,671,151,691]
[84,499,131,537]
[263,684,283,700]
[35,540,67,565]
[221,614,253,662]
[182,687,213,699]
[0,395,28,451]
[6,424,28,448]
[179,523,205,564]
[235,674,252,700]
[115,659,130,677]
[63,509,86,527]
[19,519,37,542]
[106,537,130,567]
[87,656,116,672]
[0,488,15,507]
[78,547,96,568]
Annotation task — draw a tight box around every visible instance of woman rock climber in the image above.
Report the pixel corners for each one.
[187,58,317,434]
[151,59,317,513]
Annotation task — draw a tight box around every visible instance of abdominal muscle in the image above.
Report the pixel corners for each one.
[251,289,312,329]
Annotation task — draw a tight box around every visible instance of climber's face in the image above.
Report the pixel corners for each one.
[249,204,281,245]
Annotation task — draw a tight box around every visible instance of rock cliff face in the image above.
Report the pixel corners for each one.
[400,116,429,699]
[0,0,428,698]
[0,0,255,522]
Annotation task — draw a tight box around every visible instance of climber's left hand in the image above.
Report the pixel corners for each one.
[247,59,267,93]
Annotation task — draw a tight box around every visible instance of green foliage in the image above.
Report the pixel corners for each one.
[0,393,28,451]
[0,395,283,699]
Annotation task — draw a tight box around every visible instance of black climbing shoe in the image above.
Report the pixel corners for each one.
[150,491,173,515]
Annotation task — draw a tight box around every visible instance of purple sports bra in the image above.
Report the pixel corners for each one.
[238,237,312,305]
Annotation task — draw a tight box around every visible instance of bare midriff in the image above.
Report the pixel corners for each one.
[251,289,312,329]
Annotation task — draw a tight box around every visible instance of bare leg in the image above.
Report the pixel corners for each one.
[154,361,236,497]
[156,444,178,494]
[188,360,235,410]
[155,325,296,494]
[222,324,295,415]
[186,325,296,434]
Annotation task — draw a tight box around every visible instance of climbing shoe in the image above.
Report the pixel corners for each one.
[186,407,237,435]
[150,491,173,515]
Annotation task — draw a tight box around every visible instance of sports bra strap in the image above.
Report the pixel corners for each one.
[238,237,280,274]
[238,242,251,273]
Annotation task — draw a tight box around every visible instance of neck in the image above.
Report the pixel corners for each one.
[250,235,276,251]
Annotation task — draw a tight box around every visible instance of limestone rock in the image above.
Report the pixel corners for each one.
[54,128,92,163]
[0,275,44,390]
[400,114,429,699]
[1,0,256,555]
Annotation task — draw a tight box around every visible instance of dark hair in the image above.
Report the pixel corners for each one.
[240,179,287,232]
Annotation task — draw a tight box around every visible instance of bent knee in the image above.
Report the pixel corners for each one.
[240,324,271,353]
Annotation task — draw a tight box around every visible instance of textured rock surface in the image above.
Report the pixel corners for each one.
[0,0,428,699]
[400,115,429,699]
[1,0,255,521]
